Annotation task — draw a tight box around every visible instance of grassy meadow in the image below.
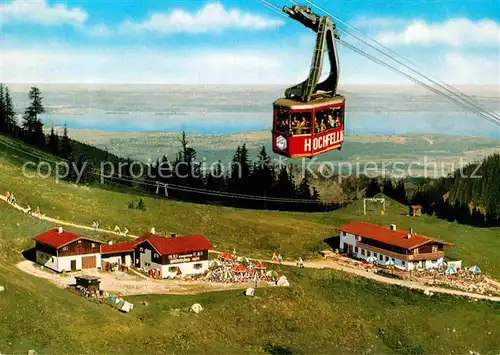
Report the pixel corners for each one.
[0,133,499,354]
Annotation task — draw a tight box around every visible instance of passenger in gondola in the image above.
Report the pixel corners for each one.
[291,117,299,134]
[320,119,327,132]
[298,117,306,134]
[327,114,335,129]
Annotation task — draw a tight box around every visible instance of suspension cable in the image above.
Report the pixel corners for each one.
[303,0,500,123]
[0,138,327,204]
[255,0,500,128]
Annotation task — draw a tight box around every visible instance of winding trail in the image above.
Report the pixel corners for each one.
[2,194,500,302]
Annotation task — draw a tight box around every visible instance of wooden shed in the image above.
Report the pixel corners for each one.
[75,275,101,292]
[410,205,422,217]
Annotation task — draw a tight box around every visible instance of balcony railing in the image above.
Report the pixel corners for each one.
[357,242,444,262]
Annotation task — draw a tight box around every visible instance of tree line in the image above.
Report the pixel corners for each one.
[0,85,335,212]
[365,155,500,227]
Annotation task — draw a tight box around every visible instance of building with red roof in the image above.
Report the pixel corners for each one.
[337,221,452,270]
[33,227,103,273]
[100,228,214,278]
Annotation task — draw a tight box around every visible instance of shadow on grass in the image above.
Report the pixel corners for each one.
[323,236,340,250]
[22,247,37,263]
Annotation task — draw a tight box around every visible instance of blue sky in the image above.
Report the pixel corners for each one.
[1,0,499,84]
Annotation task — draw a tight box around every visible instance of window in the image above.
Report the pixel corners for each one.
[91,243,95,248]
[432,245,438,253]
[51,257,54,262]
[315,107,342,133]
[154,253,159,258]
[291,112,312,135]
[63,247,68,251]
[374,253,377,257]
[385,256,389,261]
[139,247,143,252]
[275,108,290,133]
[355,247,359,253]
[193,263,203,270]
[361,249,365,256]
[168,266,178,273]
[414,248,419,255]
[367,251,371,257]
[379,254,383,261]
[402,261,406,266]
[78,240,82,244]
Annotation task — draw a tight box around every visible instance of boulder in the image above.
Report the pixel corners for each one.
[190,303,203,314]
[277,276,290,287]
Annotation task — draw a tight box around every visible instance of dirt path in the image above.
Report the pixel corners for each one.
[281,259,500,302]
[3,194,500,302]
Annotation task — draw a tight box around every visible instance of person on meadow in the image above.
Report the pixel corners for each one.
[6,192,10,202]
[297,257,304,268]
[272,253,278,263]
[26,205,32,215]
[277,253,283,264]
[124,227,129,236]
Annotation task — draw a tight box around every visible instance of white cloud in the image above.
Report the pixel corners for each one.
[351,16,409,29]
[119,2,284,35]
[0,0,87,26]
[440,52,499,85]
[376,18,500,46]
[0,42,306,84]
[86,24,112,37]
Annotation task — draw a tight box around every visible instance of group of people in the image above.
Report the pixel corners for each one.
[113,225,130,236]
[276,109,342,135]
[92,220,100,231]
[314,110,341,133]
[272,252,284,264]
[5,191,17,204]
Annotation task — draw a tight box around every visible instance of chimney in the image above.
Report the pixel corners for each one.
[410,228,414,234]
[58,226,63,233]
[151,227,156,234]
[390,224,396,231]
[407,233,412,239]
[170,233,176,238]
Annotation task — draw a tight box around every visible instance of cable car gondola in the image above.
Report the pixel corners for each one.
[272,5,346,158]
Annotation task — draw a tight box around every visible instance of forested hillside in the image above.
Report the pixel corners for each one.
[372,154,500,227]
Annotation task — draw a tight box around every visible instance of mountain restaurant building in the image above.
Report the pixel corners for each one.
[337,221,452,270]
[33,227,102,272]
[101,230,214,278]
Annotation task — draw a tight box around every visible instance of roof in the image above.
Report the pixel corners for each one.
[33,228,101,249]
[75,275,101,281]
[135,233,214,256]
[274,95,345,110]
[101,240,136,254]
[337,221,452,250]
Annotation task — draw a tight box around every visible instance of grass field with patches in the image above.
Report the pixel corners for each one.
[0,134,499,354]
[1,205,499,354]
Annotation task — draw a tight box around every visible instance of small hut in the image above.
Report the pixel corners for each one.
[410,205,422,217]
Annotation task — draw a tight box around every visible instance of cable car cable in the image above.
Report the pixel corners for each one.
[302,0,500,123]
[0,139,328,204]
[337,39,500,128]
[255,0,500,127]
